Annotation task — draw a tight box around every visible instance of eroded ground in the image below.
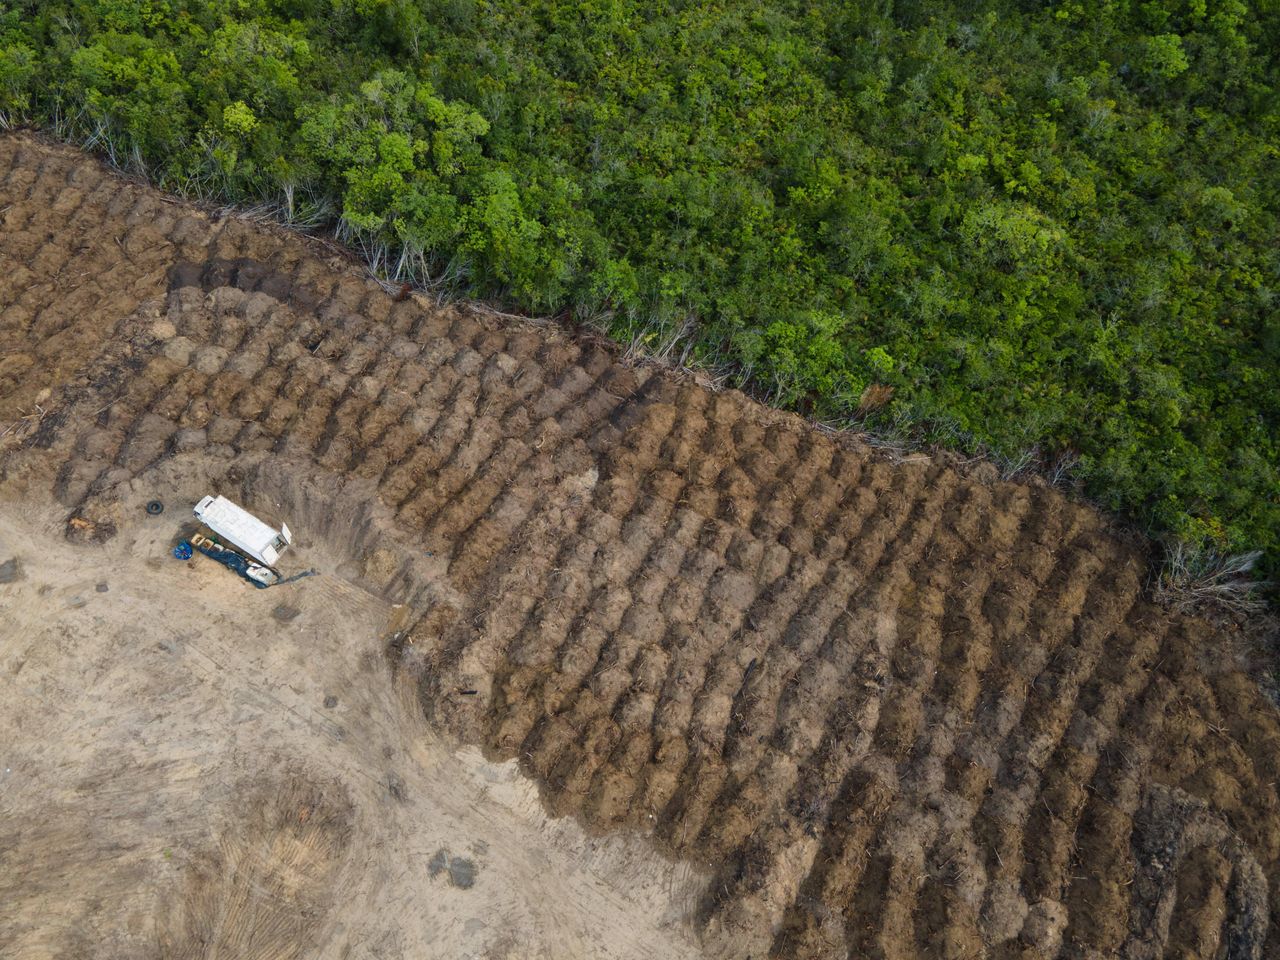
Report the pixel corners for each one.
[2,133,1278,958]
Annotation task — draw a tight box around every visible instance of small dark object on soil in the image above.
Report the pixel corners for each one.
[428,848,478,889]
[459,689,478,696]
[145,500,164,515]
[323,694,338,709]
[95,582,108,593]
[448,857,477,889]
[387,772,407,802]
[272,604,300,622]
[428,849,448,878]
[0,558,21,584]
[393,281,411,302]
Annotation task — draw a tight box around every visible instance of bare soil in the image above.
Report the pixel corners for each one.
[0,505,706,960]
[2,133,1277,959]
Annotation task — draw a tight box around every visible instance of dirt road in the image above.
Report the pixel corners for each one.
[2,132,1277,958]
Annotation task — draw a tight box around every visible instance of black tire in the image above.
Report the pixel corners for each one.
[146,500,165,516]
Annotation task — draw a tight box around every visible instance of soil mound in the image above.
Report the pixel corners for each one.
[2,133,1277,958]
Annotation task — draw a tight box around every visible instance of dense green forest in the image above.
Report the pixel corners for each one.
[2,0,1278,574]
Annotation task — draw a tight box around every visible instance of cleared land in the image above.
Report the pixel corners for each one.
[1,134,1278,959]
[0,506,706,960]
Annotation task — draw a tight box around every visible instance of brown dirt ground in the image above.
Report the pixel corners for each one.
[1,132,1278,959]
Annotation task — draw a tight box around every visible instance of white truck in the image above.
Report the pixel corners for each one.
[186,495,294,588]
[193,495,292,566]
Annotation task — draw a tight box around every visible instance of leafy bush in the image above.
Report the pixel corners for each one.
[4,0,1277,574]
